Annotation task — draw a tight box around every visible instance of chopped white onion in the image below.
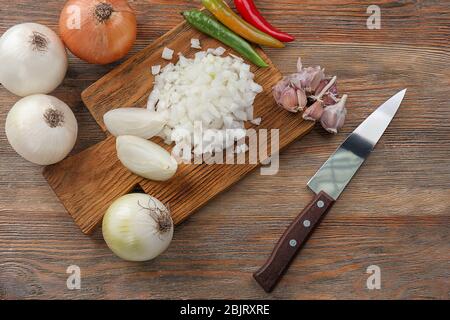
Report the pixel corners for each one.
[104,108,166,139]
[230,53,244,62]
[147,49,263,160]
[251,117,262,126]
[151,65,161,75]
[212,47,226,56]
[190,38,201,49]
[116,135,178,181]
[162,47,174,60]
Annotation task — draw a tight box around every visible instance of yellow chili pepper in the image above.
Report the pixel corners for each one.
[202,0,285,48]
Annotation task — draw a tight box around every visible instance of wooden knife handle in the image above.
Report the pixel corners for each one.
[253,191,335,293]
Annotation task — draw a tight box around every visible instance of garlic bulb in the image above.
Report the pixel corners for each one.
[102,193,173,262]
[273,57,349,134]
[104,108,167,139]
[116,135,178,181]
[5,94,78,165]
[0,23,68,96]
[290,58,325,93]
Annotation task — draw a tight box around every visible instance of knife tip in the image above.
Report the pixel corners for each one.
[395,89,408,101]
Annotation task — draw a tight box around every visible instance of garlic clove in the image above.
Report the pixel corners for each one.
[314,81,326,96]
[104,108,167,139]
[302,100,324,121]
[297,88,308,111]
[315,78,339,106]
[273,78,301,113]
[322,93,339,106]
[279,86,300,112]
[314,76,337,101]
[272,76,290,103]
[116,135,178,181]
[308,67,326,93]
[320,94,348,134]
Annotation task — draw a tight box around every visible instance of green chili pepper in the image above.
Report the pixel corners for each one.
[182,10,268,68]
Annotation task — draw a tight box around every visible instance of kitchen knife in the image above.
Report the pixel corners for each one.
[254,89,407,293]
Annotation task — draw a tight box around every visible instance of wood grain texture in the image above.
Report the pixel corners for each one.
[0,0,449,300]
[43,19,314,234]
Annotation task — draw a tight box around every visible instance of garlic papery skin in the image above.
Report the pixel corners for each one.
[5,94,78,165]
[0,23,68,97]
[116,135,178,181]
[102,193,173,262]
[104,108,167,139]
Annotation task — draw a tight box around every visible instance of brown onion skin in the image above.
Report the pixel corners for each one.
[59,0,137,65]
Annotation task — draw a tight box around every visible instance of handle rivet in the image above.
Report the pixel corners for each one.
[317,200,325,208]
[303,220,311,227]
[289,239,297,247]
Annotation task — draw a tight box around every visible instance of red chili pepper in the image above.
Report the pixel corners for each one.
[234,0,295,43]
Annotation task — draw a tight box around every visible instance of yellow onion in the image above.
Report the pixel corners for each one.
[59,0,136,64]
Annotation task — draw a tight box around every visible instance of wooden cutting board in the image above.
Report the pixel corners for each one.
[43,19,314,235]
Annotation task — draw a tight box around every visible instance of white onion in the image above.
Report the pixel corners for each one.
[162,47,174,60]
[147,49,263,160]
[190,38,201,49]
[104,108,167,139]
[116,135,178,181]
[5,94,78,165]
[151,65,161,75]
[251,117,262,126]
[0,23,68,97]
[212,47,226,56]
[102,193,173,262]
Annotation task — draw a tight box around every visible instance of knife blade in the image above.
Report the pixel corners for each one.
[254,89,407,293]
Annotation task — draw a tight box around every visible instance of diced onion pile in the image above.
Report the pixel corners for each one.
[147,49,263,160]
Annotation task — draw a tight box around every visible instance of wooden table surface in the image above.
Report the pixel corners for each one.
[0,0,449,300]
